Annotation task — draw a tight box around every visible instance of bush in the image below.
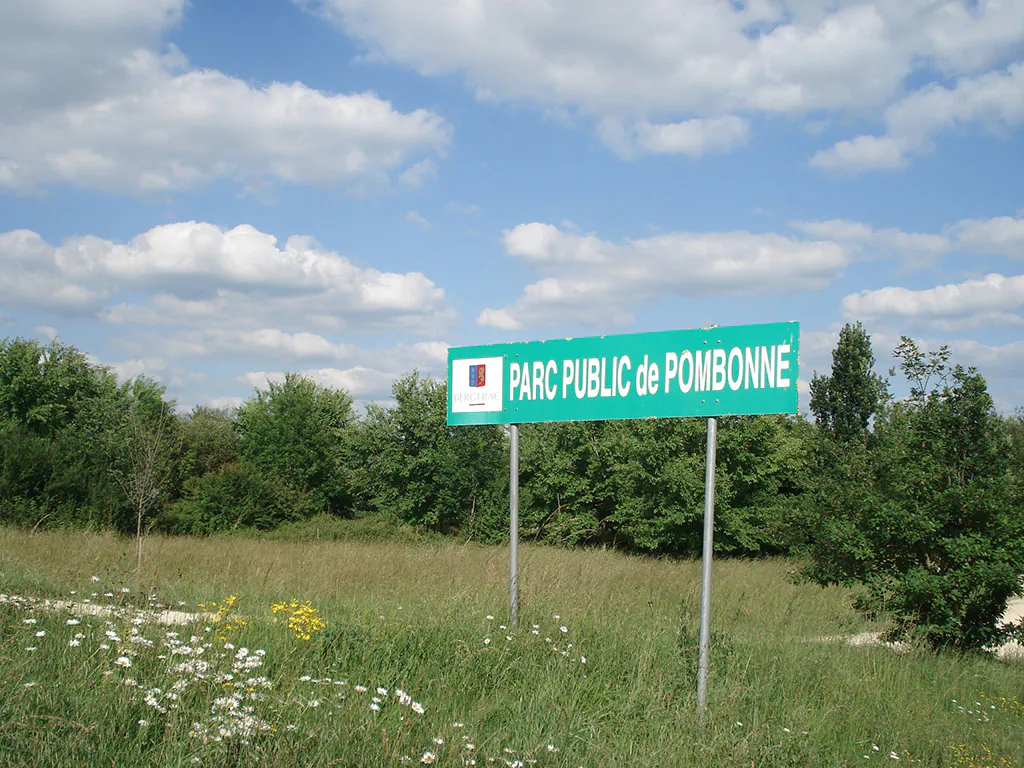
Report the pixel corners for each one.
[159,462,319,535]
[263,513,444,544]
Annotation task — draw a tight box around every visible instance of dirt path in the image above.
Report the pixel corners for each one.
[820,596,1024,659]
[1,593,209,625]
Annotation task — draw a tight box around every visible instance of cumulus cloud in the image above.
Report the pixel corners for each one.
[792,214,1024,262]
[160,329,358,360]
[0,1,448,193]
[107,357,167,383]
[301,0,1024,157]
[240,340,448,400]
[0,222,456,334]
[812,62,1024,172]
[243,367,396,400]
[949,216,1024,259]
[478,222,849,329]
[949,338,1024,378]
[600,116,750,159]
[842,274,1024,330]
[632,116,751,158]
[398,158,439,189]
[791,219,950,263]
[809,135,908,172]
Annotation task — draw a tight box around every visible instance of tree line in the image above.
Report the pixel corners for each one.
[1,327,1022,650]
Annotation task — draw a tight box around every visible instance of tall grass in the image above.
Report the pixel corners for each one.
[0,528,1021,766]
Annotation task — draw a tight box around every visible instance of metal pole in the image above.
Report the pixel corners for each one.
[696,416,717,726]
[509,424,520,629]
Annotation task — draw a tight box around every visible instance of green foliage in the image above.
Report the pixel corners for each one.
[349,372,507,536]
[160,461,319,535]
[1005,408,1024,479]
[0,338,129,529]
[177,406,241,480]
[809,322,887,442]
[263,512,443,544]
[0,338,119,436]
[235,373,354,516]
[520,415,811,554]
[518,420,619,546]
[805,336,1024,652]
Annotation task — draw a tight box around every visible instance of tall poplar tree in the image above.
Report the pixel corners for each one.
[809,322,886,440]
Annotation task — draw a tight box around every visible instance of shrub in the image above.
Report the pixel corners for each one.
[263,513,443,544]
[159,462,319,535]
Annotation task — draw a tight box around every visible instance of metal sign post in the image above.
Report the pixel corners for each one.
[509,424,520,628]
[696,416,717,726]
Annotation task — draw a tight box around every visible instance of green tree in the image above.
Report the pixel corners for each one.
[805,336,1023,652]
[0,338,126,529]
[519,420,622,546]
[809,322,887,441]
[520,415,810,555]
[1005,408,1024,480]
[350,372,506,535]
[235,374,354,515]
[0,338,120,436]
[178,405,241,480]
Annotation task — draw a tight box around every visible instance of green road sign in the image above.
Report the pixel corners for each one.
[447,321,799,425]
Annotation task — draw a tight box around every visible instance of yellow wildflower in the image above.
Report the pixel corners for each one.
[271,599,326,641]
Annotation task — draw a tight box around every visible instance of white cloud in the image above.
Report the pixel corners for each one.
[0,229,108,314]
[475,308,523,332]
[842,273,1024,329]
[791,219,950,262]
[812,61,1024,172]
[208,396,245,411]
[405,210,431,230]
[631,116,750,158]
[107,357,167,383]
[0,222,456,334]
[161,329,358,360]
[0,1,449,193]
[597,116,751,159]
[34,325,59,342]
[303,0,1024,157]
[153,330,449,375]
[809,135,908,172]
[398,158,439,189]
[792,214,1024,262]
[241,338,449,400]
[0,0,185,120]
[949,339,1024,378]
[479,222,849,329]
[950,216,1024,258]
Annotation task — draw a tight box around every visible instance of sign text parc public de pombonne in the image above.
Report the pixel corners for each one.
[447,321,799,426]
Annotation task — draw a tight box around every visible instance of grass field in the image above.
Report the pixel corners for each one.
[0,526,1022,767]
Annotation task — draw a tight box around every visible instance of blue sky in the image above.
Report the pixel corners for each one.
[1,0,1022,412]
